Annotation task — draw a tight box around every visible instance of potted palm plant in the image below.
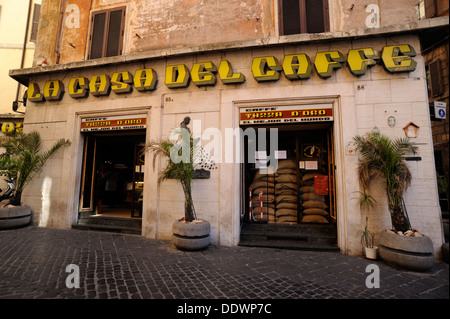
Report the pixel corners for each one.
[355,191,378,259]
[0,131,70,229]
[353,131,435,271]
[147,117,214,251]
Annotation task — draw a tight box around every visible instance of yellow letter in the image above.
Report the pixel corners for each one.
[347,48,379,76]
[251,56,282,82]
[15,122,23,133]
[89,74,111,96]
[282,54,312,80]
[111,71,133,94]
[191,62,217,86]
[134,68,157,92]
[381,44,416,73]
[27,83,44,102]
[218,60,245,84]
[68,77,89,98]
[43,80,64,100]
[165,65,190,88]
[314,51,345,78]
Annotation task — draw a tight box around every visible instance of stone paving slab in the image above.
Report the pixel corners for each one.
[0,227,448,306]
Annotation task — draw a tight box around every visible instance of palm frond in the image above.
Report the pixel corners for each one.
[353,131,417,231]
[145,128,200,221]
[0,131,71,205]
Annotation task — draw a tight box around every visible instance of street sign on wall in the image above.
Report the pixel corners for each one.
[434,101,447,120]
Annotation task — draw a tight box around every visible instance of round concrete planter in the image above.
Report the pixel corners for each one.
[442,242,449,264]
[0,205,32,230]
[172,219,210,251]
[379,230,435,272]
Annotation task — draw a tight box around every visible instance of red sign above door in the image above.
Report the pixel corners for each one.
[81,114,147,132]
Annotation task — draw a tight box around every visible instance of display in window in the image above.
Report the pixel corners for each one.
[299,169,329,223]
[249,170,275,221]
[274,159,298,223]
[245,126,335,225]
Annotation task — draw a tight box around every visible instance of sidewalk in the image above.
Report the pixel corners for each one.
[0,226,448,301]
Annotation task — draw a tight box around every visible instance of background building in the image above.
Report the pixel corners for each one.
[0,0,41,192]
[419,0,449,217]
[9,0,449,259]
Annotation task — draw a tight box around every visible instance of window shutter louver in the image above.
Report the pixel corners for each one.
[429,59,443,97]
[88,8,125,60]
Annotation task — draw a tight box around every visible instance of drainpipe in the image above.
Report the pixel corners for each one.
[15,0,33,105]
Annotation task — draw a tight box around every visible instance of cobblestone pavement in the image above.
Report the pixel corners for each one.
[0,226,448,303]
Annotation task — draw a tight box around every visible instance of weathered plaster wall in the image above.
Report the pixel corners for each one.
[33,0,61,66]
[34,0,272,65]
[129,0,271,53]
[57,0,91,64]
[34,0,423,66]
[330,0,420,31]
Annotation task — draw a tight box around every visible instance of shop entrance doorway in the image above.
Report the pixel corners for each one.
[243,123,335,224]
[76,131,145,233]
[239,122,338,250]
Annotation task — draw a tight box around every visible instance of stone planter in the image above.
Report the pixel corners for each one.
[379,230,435,272]
[0,205,32,230]
[172,219,210,251]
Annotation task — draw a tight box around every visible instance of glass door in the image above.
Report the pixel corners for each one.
[79,132,145,217]
[131,140,145,217]
[79,135,97,212]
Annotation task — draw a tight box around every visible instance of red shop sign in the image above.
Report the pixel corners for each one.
[314,175,329,195]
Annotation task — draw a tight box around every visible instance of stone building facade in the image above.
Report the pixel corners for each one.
[9,0,448,259]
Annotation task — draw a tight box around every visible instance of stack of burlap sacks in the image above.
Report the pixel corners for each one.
[274,159,299,223]
[299,171,329,223]
[250,170,275,221]
[249,159,329,223]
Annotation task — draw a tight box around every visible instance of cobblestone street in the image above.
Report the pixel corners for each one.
[0,226,448,315]
[1,226,448,299]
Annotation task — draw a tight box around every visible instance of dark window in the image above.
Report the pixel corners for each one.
[30,3,41,42]
[279,0,329,35]
[88,8,125,59]
[424,0,437,18]
[428,59,443,97]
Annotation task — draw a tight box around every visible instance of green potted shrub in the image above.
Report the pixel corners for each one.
[355,191,378,259]
[0,131,70,229]
[147,117,215,250]
[353,131,435,271]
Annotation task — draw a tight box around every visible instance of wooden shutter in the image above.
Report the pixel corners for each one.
[88,8,125,59]
[429,59,443,97]
[281,0,301,35]
[30,3,41,42]
[305,0,325,33]
[425,0,436,18]
[279,0,329,35]
[105,9,125,57]
[90,12,106,59]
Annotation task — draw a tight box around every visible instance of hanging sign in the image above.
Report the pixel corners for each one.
[240,104,333,125]
[81,114,147,132]
[314,175,329,195]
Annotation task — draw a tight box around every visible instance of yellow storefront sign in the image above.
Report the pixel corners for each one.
[27,44,417,103]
